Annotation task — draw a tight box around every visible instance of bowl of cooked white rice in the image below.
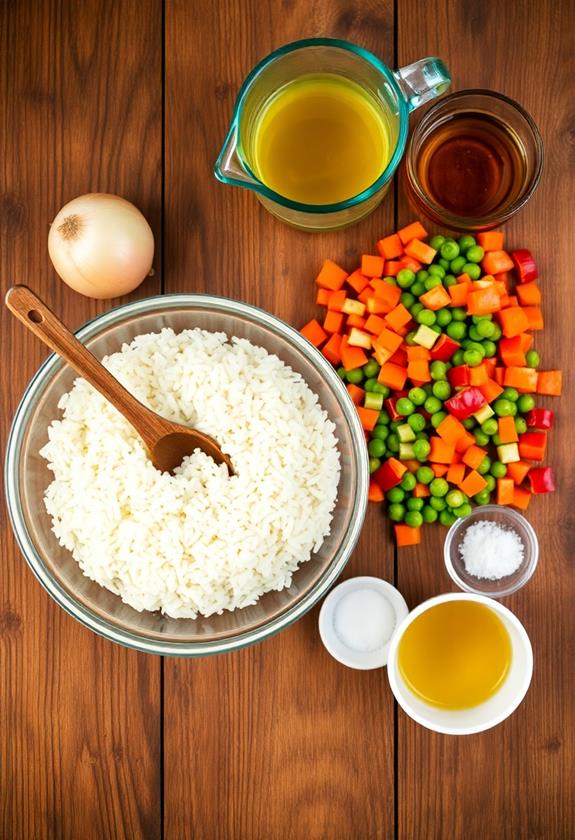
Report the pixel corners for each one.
[5,294,368,655]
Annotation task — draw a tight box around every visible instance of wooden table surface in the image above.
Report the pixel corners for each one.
[2,1,573,838]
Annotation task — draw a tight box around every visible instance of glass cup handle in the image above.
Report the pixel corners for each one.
[393,58,451,112]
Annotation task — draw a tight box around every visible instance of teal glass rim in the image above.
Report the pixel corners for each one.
[214,37,410,214]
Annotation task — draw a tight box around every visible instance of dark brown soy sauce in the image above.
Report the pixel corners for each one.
[416,113,527,218]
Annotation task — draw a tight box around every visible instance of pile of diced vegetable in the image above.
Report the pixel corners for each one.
[300,222,562,547]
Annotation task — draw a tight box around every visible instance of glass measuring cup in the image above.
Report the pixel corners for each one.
[214,38,451,231]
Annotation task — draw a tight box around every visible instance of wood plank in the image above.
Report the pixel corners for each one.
[163,2,396,837]
[396,1,575,837]
[0,2,163,837]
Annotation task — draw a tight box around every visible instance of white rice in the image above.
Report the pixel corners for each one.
[40,328,340,618]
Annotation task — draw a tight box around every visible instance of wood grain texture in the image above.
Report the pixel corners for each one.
[0,2,162,838]
[396,1,575,838]
[163,1,396,838]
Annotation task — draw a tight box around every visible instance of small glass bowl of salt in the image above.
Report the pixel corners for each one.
[444,505,539,598]
[319,576,409,669]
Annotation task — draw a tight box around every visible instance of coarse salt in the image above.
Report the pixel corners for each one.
[459,520,525,580]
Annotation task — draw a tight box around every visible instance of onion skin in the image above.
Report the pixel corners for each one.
[48,193,154,299]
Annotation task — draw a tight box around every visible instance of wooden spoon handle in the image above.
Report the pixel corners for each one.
[5,285,165,446]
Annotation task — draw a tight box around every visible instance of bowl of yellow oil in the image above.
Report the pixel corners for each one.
[387,594,532,735]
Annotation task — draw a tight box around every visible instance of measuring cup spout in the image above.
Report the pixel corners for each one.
[393,57,451,112]
[214,125,260,190]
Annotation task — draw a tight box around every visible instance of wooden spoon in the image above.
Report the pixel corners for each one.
[5,285,234,475]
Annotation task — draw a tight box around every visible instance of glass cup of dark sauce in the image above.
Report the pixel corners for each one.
[404,90,543,231]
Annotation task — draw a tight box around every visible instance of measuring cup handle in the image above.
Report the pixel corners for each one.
[394,58,451,112]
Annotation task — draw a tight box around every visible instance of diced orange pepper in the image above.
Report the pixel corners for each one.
[398,221,428,244]
[358,287,372,305]
[446,462,465,485]
[478,379,504,403]
[467,286,501,315]
[481,250,514,275]
[436,414,466,445]
[406,346,430,360]
[497,478,515,505]
[507,461,531,485]
[346,383,365,405]
[522,306,544,330]
[469,364,489,386]
[375,327,403,354]
[346,314,366,329]
[407,359,431,382]
[499,335,526,367]
[384,260,401,276]
[346,270,370,295]
[404,238,437,264]
[432,464,449,477]
[429,437,455,464]
[477,231,504,251]
[385,303,412,331]
[322,333,343,365]
[366,297,392,316]
[448,283,469,307]
[503,366,538,393]
[454,430,475,453]
[498,415,519,444]
[459,470,488,497]
[377,233,403,260]
[316,288,331,306]
[361,254,385,278]
[300,319,327,347]
[356,406,380,432]
[518,333,533,352]
[511,486,531,511]
[516,282,541,306]
[413,482,431,498]
[377,361,407,390]
[457,273,473,285]
[462,445,487,470]
[498,306,530,338]
[341,337,369,371]
[371,280,402,309]
[494,367,505,385]
[316,259,348,291]
[327,289,347,311]
[368,480,384,502]
[323,310,344,334]
[419,285,451,310]
[394,523,421,547]
[536,370,562,396]
[364,314,387,335]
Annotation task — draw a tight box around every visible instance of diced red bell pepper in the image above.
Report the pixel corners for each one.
[511,249,538,283]
[528,466,555,494]
[372,457,407,491]
[445,386,486,420]
[448,365,471,388]
[429,334,460,362]
[526,408,554,431]
[518,431,547,461]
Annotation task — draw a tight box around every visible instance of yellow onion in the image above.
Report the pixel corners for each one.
[48,193,154,299]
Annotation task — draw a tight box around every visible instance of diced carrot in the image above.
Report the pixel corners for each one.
[368,479,384,502]
[358,287,372,305]
[316,288,331,306]
[503,366,538,392]
[478,379,504,403]
[498,306,530,338]
[493,280,507,296]
[316,259,348,291]
[371,280,402,310]
[406,345,430,360]
[399,256,422,272]
[516,282,541,306]
[384,260,401,276]
[394,523,421,547]
[366,297,392,315]
[327,289,347,312]
[385,303,412,331]
[477,231,504,251]
[300,319,327,347]
[511,486,531,511]
[448,283,469,307]
[402,460,420,473]
[462,445,487,470]
[361,254,385,278]
[522,306,544,330]
[375,327,403,354]
[454,430,475,453]
[323,310,344,334]
[469,364,489,386]
[377,233,403,260]
[457,273,473,285]
[419,285,451,310]
[483,357,497,376]
[446,462,465,485]
[341,339,369,371]
[482,250,514,275]
[432,464,449,477]
[499,335,526,367]
[494,367,505,385]
[436,414,466,445]
[398,221,428,244]
[459,470,488,497]
[497,478,515,505]
[356,406,380,432]
[518,333,533,352]
[467,286,501,315]
[322,333,343,365]
[536,370,562,396]
[377,361,407,390]
[407,359,431,382]
[493,271,511,290]
[507,461,531,485]
[346,314,366,329]
[413,482,431,498]
[345,270,370,295]
[364,314,387,335]
[346,383,365,405]
[429,437,455,464]
[404,238,437,264]
[498,415,518,444]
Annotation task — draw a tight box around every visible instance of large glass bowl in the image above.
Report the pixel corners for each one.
[5,295,368,656]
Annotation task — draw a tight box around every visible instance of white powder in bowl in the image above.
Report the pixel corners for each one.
[333,588,396,652]
[459,520,525,580]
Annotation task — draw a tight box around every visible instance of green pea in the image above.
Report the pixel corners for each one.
[429,360,447,381]
[462,417,476,430]
[438,258,450,270]
[477,456,492,475]
[400,472,417,491]
[451,349,466,365]
[422,505,438,523]
[472,314,492,323]
[526,350,540,368]
[446,322,466,342]
[466,245,484,263]
[514,417,527,434]
[490,461,507,478]
[484,474,496,492]
[415,430,429,440]
[474,430,490,446]
[430,324,442,334]
[492,433,503,446]
[387,433,399,452]
[410,281,426,297]
[378,410,391,425]
[424,395,442,414]
[451,307,468,322]
[482,340,497,358]
[481,418,498,436]
[450,256,467,275]
[440,240,460,261]
[388,503,406,522]
[408,413,426,432]
[432,381,451,401]
[396,268,415,288]
[463,349,483,367]
[405,498,424,513]
[413,439,431,461]
[446,489,465,508]
[494,398,516,417]
[517,394,535,413]
[364,377,376,392]
[416,308,437,326]
[408,387,427,406]
[416,270,429,282]
[428,264,446,278]
[337,366,346,379]
[363,359,380,378]
[346,369,363,384]
[475,318,495,338]
[430,478,449,497]
[440,510,457,527]
[373,383,390,396]
[383,277,397,286]
[416,466,434,485]
[396,397,415,416]
[429,235,446,250]
[501,387,519,402]
[369,457,381,474]
[368,438,386,458]
[490,323,502,341]
[405,331,418,346]
[405,510,423,528]
[443,274,457,288]
[400,292,416,309]
[371,424,389,441]
[411,302,424,317]
[454,503,472,518]
[430,496,447,511]
[430,411,447,428]
[462,262,481,280]
[425,275,444,292]
[386,487,405,503]
[468,326,483,342]
[467,341,485,357]
[473,490,492,505]
[458,234,476,253]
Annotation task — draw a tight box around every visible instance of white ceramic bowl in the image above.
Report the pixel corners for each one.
[387,593,533,735]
